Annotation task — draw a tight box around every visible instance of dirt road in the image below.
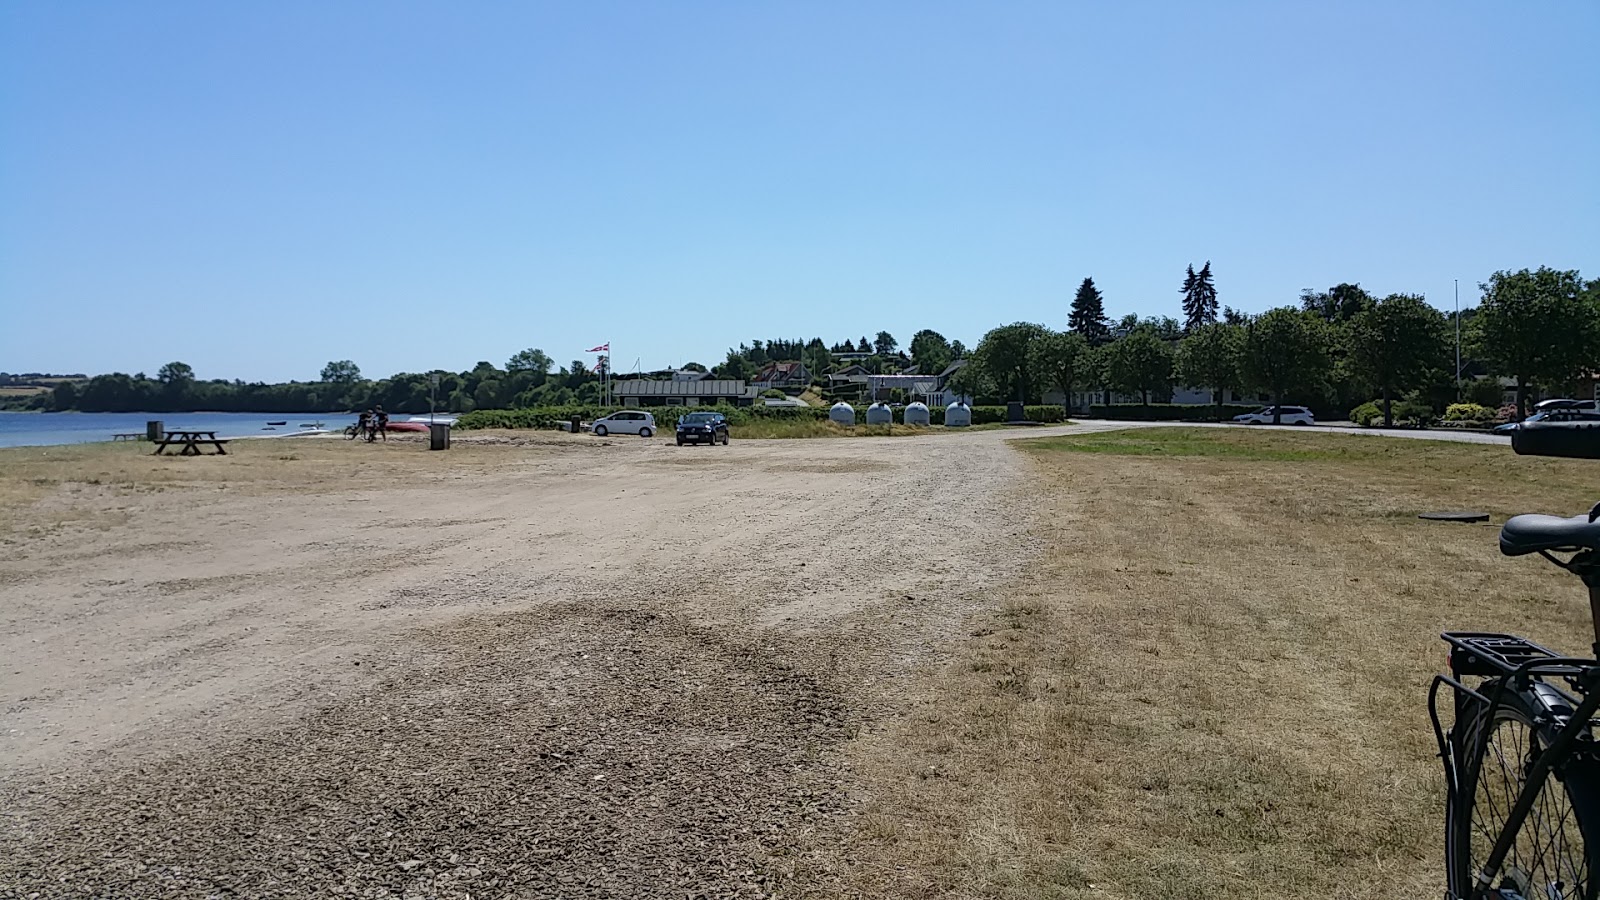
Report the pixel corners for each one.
[1,427,1061,898]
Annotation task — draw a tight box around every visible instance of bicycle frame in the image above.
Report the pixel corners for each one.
[1430,563,1600,898]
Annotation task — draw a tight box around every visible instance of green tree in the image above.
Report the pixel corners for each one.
[1473,267,1600,417]
[681,361,708,373]
[1301,283,1374,324]
[157,361,194,384]
[1181,261,1219,332]
[506,348,553,376]
[51,380,79,411]
[802,338,831,378]
[474,378,503,409]
[1347,293,1450,426]
[975,322,1048,402]
[1068,277,1110,344]
[950,339,968,358]
[943,361,989,403]
[909,329,953,374]
[1104,330,1174,405]
[873,331,898,356]
[1028,330,1090,410]
[1242,308,1332,423]
[319,360,361,383]
[1176,323,1244,418]
[715,351,754,381]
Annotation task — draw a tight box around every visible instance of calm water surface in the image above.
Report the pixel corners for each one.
[0,411,363,448]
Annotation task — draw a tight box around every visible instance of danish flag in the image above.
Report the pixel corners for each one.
[588,343,609,352]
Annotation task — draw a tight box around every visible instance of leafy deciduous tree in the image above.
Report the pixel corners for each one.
[975,322,1049,403]
[320,360,362,383]
[1104,330,1174,405]
[909,329,953,375]
[1176,323,1244,418]
[1028,330,1090,410]
[1473,267,1600,417]
[157,361,194,384]
[506,348,553,376]
[1242,308,1332,423]
[1347,294,1450,426]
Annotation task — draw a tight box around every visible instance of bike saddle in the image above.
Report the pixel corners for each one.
[1500,503,1600,556]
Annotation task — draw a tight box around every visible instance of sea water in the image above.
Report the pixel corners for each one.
[0,411,363,449]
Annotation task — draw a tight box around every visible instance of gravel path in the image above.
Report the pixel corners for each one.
[1,429,1044,898]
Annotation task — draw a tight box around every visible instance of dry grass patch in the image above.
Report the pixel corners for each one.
[0,436,546,541]
[835,429,1598,900]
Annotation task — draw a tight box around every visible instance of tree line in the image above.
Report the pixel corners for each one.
[22,265,1598,421]
[35,351,612,414]
[959,266,1600,424]
[706,330,968,382]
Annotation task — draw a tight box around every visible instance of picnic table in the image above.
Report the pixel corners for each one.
[151,430,231,456]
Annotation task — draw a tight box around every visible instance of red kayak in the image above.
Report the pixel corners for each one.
[383,421,431,433]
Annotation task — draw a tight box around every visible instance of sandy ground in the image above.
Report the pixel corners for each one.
[0,420,1511,898]
[0,425,1106,898]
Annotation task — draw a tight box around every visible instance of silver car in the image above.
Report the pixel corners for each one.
[590,411,657,437]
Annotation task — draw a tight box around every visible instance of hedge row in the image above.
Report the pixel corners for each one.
[1088,404,1260,422]
[456,403,1066,430]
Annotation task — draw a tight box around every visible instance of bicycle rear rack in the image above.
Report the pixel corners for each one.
[1442,632,1581,679]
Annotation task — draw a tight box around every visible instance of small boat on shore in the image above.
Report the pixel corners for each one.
[299,422,323,428]
[384,421,431,433]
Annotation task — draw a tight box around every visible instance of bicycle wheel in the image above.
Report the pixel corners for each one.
[1450,682,1600,899]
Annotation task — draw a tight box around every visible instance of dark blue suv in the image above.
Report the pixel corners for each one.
[676,411,730,446]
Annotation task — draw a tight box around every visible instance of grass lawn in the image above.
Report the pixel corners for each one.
[834,428,1598,899]
[731,421,1067,439]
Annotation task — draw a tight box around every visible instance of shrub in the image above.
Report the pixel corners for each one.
[1089,403,1260,422]
[1444,403,1495,422]
[1350,401,1382,427]
[456,404,833,431]
[1394,399,1437,427]
[1465,378,1505,409]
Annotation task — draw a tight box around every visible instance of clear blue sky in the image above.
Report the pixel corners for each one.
[2,1,1596,382]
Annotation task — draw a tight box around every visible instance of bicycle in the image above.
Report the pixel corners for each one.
[1431,501,1600,899]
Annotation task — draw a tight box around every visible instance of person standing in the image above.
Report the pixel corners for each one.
[358,408,373,441]
[374,405,389,441]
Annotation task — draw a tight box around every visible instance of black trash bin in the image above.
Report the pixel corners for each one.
[1006,401,1025,423]
[428,422,451,451]
[570,414,582,434]
[146,420,164,442]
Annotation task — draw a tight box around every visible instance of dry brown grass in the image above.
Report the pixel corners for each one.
[834,428,1598,900]
[0,434,558,542]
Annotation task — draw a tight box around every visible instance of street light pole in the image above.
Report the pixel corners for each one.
[1454,279,1461,402]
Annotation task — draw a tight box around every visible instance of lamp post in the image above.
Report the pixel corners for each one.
[1454,279,1461,402]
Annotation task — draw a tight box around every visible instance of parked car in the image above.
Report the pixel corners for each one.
[675,411,729,446]
[1534,398,1599,412]
[591,411,656,437]
[1494,409,1600,434]
[1232,405,1316,426]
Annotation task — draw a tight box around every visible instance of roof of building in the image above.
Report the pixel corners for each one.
[615,379,748,396]
[753,362,808,381]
